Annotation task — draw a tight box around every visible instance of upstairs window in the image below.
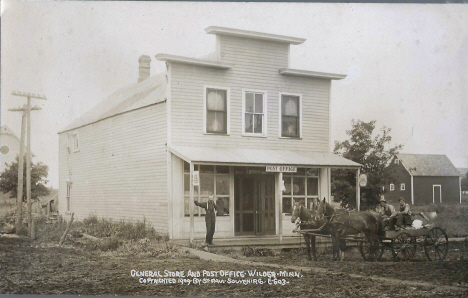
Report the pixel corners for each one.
[243,91,266,136]
[72,132,79,152]
[394,159,399,165]
[205,88,229,134]
[400,183,405,191]
[280,94,301,138]
[390,184,395,191]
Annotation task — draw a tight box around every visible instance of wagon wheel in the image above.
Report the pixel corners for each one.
[424,227,449,261]
[359,238,385,261]
[391,232,416,261]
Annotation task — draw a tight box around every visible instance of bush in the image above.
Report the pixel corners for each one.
[79,214,166,241]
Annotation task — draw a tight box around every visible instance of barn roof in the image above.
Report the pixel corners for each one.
[396,154,460,177]
[59,72,167,133]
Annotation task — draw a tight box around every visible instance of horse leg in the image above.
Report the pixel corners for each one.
[304,234,312,261]
[331,234,338,261]
[311,235,317,261]
[339,239,346,261]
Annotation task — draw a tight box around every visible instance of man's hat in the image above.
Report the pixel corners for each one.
[379,198,387,203]
[399,197,405,202]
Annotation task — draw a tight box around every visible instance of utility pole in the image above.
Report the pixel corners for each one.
[10,91,46,237]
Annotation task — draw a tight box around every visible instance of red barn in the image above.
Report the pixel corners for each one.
[384,154,461,205]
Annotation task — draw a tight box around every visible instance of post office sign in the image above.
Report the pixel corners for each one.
[266,165,297,173]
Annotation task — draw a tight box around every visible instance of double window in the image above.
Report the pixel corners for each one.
[282,168,319,214]
[205,88,229,134]
[184,163,230,217]
[243,90,267,136]
[280,94,301,138]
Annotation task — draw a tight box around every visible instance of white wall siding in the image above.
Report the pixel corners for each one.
[58,104,168,232]
[169,35,331,152]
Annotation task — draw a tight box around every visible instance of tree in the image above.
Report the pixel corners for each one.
[0,156,50,202]
[332,120,402,210]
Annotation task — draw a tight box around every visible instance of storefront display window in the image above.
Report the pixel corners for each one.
[282,168,319,214]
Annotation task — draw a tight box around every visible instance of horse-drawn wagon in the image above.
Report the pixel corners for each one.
[360,224,449,262]
[292,201,449,262]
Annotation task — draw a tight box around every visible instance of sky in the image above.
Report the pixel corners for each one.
[1,1,467,188]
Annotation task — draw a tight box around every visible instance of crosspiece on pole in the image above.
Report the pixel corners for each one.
[12,91,47,100]
[8,106,42,112]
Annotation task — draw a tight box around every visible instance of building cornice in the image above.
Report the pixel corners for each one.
[155,54,233,69]
[279,68,347,80]
[205,26,306,45]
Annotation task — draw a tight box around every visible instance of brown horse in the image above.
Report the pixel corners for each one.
[325,204,384,261]
[291,201,325,261]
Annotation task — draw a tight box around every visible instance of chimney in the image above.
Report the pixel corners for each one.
[138,55,151,82]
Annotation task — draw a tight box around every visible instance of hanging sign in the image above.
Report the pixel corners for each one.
[266,165,297,173]
[192,171,200,186]
[359,174,367,187]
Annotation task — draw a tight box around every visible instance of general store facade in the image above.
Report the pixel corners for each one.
[58,26,360,241]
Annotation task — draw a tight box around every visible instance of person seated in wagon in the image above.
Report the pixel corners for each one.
[378,198,398,230]
[396,197,412,229]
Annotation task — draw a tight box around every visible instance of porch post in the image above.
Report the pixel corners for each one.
[356,168,360,211]
[277,172,283,243]
[189,162,194,243]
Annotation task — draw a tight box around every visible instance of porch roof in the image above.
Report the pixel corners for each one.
[168,145,361,168]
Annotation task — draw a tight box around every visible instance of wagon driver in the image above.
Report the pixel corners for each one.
[194,195,218,245]
[378,198,398,230]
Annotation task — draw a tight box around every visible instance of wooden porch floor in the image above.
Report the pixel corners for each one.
[170,235,333,250]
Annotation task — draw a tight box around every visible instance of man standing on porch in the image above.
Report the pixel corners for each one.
[194,195,218,245]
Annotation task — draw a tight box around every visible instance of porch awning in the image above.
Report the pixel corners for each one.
[168,145,361,169]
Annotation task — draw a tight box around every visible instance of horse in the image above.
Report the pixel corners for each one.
[290,200,329,261]
[323,202,384,261]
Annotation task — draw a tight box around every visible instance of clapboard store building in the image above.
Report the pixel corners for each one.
[58,26,360,242]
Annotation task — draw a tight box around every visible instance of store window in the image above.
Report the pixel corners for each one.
[282,168,319,214]
[184,163,230,217]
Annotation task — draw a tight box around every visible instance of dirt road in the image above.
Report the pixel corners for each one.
[1,237,467,297]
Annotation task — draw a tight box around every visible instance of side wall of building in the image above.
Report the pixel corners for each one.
[0,134,21,172]
[413,176,460,205]
[58,103,168,231]
[169,35,331,152]
[384,162,412,204]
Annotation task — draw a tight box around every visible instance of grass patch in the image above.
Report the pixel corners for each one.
[79,214,167,241]
[412,204,468,237]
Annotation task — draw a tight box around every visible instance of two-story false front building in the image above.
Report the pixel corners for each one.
[58,26,360,242]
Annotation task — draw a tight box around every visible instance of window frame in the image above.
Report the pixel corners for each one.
[282,168,320,215]
[183,164,231,217]
[242,89,268,137]
[71,132,80,152]
[390,183,395,191]
[279,92,302,139]
[400,183,405,191]
[66,180,72,211]
[203,86,230,135]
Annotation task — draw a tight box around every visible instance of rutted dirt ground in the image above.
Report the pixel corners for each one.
[1,237,467,297]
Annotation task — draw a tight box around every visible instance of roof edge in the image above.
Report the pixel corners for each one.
[279,68,347,80]
[205,26,306,45]
[155,54,233,69]
[58,100,166,134]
